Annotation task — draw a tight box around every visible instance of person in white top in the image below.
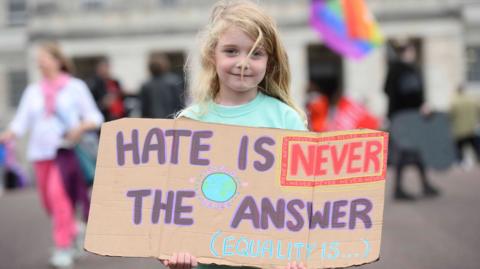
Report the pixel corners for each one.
[0,42,104,268]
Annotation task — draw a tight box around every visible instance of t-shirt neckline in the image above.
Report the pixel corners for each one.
[209,92,266,118]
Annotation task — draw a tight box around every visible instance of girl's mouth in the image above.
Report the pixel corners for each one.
[230,73,253,77]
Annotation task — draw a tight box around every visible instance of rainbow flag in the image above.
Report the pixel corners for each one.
[310,0,383,59]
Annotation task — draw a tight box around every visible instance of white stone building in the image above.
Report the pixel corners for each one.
[1,0,480,126]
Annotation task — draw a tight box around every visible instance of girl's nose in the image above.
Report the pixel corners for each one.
[235,59,250,70]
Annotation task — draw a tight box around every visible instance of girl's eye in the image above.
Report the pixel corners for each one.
[224,49,238,55]
[252,50,265,57]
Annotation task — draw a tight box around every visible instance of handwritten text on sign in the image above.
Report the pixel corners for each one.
[85,119,387,269]
[115,128,384,181]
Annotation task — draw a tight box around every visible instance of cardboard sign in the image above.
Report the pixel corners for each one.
[85,118,388,268]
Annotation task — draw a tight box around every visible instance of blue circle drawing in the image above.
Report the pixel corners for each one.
[201,173,237,203]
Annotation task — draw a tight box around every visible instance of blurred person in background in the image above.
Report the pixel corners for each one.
[0,42,103,268]
[306,81,380,132]
[139,52,184,118]
[450,84,480,169]
[88,57,126,121]
[385,41,440,200]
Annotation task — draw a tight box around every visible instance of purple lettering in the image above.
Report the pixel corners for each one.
[231,196,260,229]
[151,190,175,224]
[190,131,212,165]
[261,198,285,229]
[165,130,192,164]
[117,130,140,166]
[331,200,348,228]
[141,128,166,164]
[253,137,275,171]
[286,199,305,232]
[174,191,195,225]
[308,201,331,229]
[238,136,248,170]
[126,189,151,225]
[349,198,372,229]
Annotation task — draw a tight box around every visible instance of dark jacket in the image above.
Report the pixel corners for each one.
[384,61,424,118]
[139,73,184,119]
[87,75,125,121]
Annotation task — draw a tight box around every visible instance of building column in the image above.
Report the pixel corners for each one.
[423,34,465,111]
[343,48,386,118]
[288,44,308,109]
[0,65,7,125]
[109,49,148,94]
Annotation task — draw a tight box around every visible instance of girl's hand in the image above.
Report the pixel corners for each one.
[420,103,432,116]
[283,261,306,269]
[161,252,198,269]
[65,126,85,145]
[0,131,15,144]
[64,122,97,145]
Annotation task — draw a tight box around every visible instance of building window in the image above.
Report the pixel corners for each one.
[33,0,58,16]
[72,55,106,81]
[8,0,27,26]
[8,70,28,108]
[307,44,343,101]
[467,47,480,83]
[159,0,177,7]
[81,0,106,10]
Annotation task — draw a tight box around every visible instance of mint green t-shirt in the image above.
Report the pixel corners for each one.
[180,92,307,131]
[180,92,306,269]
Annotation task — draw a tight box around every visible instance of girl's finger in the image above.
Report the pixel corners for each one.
[177,252,186,269]
[190,254,198,267]
[184,252,191,269]
[170,253,178,269]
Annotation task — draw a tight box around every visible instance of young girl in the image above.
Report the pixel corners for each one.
[0,42,104,268]
[162,1,307,269]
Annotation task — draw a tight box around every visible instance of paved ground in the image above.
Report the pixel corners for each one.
[1,166,479,269]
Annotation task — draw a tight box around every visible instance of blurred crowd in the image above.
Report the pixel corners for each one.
[0,35,478,268]
[305,39,480,201]
[1,40,479,197]
[0,44,186,193]
[86,52,185,122]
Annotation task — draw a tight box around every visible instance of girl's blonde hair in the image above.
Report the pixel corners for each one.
[38,41,75,74]
[186,0,306,121]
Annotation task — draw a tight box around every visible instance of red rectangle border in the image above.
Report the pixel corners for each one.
[280,132,389,187]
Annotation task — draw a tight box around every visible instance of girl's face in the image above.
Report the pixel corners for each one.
[214,26,268,98]
[36,48,61,76]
